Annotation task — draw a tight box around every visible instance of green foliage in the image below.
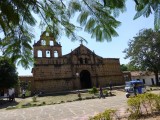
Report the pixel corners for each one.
[154,95,160,111]
[1,0,160,69]
[133,1,160,30]
[89,109,116,120]
[124,29,160,85]
[68,0,126,42]
[25,90,31,97]
[127,63,140,71]
[32,95,37,102]
[127,93,160,119]
[0,0,127,68]
[88,87,98,94]
[120,64,128,71]
[127,95,142,119]
[0,27,34,69]
[103,89,108,96]
[120,63,140,71]
[0,57,18,89]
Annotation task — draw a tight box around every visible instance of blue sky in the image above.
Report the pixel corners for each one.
[17,0,154,75]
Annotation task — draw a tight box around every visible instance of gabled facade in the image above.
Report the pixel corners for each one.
[31,32,124,93]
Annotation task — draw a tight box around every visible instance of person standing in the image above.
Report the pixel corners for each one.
[133,84,137,96]
[8,88,15,101]
[109,82,112,95]
[22,89,26,98]
[99,86,103,98]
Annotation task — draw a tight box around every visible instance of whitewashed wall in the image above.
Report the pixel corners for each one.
[132,75,160,86]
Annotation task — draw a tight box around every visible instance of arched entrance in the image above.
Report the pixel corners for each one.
[80,70,92,89]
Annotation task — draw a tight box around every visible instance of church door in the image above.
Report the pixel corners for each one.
[80,70,92,89]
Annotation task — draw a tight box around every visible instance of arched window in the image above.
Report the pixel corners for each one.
[54,51,58,57]
[37,50,42,57]
[50,41,54,46]
[41,40,46,45]
[46,50,51,57]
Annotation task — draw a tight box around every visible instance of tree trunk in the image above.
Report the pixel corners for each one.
[154,71,159,86]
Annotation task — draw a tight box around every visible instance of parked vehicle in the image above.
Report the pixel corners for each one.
[125,80,146,98]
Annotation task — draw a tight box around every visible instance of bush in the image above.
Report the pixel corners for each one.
[154,95,160,111]
[60,101,65,103]
[88,87,98,95]
[32,95,37,102]
[89,109,117,120]
[25,90,31,97]
[90,93,160,120]
[127,96,141,119]
[103,90,108,96]
[42,101,46,104]
[127,93,160,119]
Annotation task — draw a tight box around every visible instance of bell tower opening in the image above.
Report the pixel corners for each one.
[80,70,92,89]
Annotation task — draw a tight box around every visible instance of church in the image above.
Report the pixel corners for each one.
[22,32,124,93]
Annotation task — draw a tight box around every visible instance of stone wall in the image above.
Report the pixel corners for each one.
[30,33,125,93]
[19,76,34,82]
[34,79,74,93]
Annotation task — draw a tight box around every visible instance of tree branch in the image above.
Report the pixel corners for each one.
[134,0,139,5]
[34,1,78,40]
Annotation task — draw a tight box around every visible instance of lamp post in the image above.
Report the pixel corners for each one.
[76,72,81,98]
[76,73,79,78]
[75,72,79,89]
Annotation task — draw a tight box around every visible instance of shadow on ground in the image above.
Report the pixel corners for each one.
[0,100,19,109]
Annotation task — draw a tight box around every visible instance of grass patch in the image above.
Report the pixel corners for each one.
[12,92,99,109]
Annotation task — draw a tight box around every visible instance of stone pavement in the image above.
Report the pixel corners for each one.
[0,91,128,120]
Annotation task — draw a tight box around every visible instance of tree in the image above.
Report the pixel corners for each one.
[1,0,160,69]
[0,0,126,68]
[126,63,141,71]
[0,27,33,69]
[0,0,126,40]
[120,64,128,71]
[0,57,18,89]
[124,29,160,85]
[69,0,126,41]
[133,0,160,30]
[120,63,140,71]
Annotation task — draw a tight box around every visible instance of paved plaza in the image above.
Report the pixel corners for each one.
[0,91,132,120]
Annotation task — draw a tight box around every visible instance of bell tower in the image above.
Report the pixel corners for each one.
[33,31,62,60]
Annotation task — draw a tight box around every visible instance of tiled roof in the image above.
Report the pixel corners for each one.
[131,71,154,77]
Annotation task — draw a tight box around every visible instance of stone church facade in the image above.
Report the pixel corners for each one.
[29,32,124,93]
